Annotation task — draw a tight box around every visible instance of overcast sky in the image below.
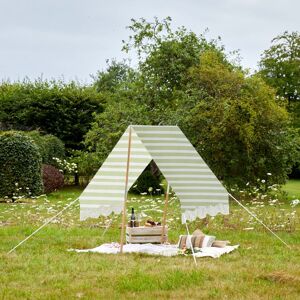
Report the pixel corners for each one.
[0,0,299,83]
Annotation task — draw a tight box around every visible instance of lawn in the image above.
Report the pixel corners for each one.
[283,179,300,199]
[0,184,300,300]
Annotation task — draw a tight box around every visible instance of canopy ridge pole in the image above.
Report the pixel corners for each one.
[184,215,198,266]
[161,183,170,244]
[120,126,133,254]
[7,197,79,254]
[229,193,290,248]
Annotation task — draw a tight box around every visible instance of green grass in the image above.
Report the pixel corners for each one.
[0,185,300,299]
[283,179,300,199]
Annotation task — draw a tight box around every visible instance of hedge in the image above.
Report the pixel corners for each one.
[26,131,65,166]
[0,131,43,200]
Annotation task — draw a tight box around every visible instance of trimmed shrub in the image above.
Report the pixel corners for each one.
[42,164,64,193]
[26,131,65,166]
[26,131,48,162]
[0,131,43,200]
[130,170,163,195]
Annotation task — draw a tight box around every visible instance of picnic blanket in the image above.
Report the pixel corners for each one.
[71,243,239,258]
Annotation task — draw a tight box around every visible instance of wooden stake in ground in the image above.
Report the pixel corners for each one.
[161,183,170,244]
[120,126,132,254]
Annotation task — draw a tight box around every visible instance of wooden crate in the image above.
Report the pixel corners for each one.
[126,226,168,244]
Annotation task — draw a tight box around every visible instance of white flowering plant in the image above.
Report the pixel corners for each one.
[52,157,78,175]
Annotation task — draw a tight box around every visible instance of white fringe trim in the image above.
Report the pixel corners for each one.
[80,204,229,222]
[182,204,229,223]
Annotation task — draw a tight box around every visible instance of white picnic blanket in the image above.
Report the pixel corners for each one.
[71,243,239,258]
[193,245,239,258]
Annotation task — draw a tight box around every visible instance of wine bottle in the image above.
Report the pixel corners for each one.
[130,207,135,227]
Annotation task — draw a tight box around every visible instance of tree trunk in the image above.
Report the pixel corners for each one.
[74,173,79,186]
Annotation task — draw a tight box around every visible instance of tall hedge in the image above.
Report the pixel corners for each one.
[0,80,104,151]
[0,131,43,200]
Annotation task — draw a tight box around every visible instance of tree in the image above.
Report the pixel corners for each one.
[85,94,151,164]
[183,50,297,186]
[259,31,300,127]
[87,17,298,187]
[122,17,224,108]
[93,60,136,93]
[259,31,300,178]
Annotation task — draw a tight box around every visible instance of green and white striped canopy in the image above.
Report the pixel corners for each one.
[79,125,229,222]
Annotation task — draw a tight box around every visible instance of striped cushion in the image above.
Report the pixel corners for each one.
[178,234,215,249]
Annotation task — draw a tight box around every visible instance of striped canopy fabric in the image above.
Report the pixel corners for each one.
[79,125,229,222]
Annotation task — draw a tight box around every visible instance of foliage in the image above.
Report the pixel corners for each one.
[122,17,226,110]
[26,131,65,166]
[93,60,136,93]
[42,164,64,194]
[42,135,65,165]
[85,96,151,163]
[0,131,43,200]
[259,31,300,177]
[0,80,104,152]
[52,157,77,175]
[182,50,298,187]
[88,17,297,188]
[130,169,163,195]
[70,150,100,177]
[259,31,300,103]
[87,17,226,160]
[259,31,300,127]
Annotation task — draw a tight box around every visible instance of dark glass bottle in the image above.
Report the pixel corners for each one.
[130,208,135,227]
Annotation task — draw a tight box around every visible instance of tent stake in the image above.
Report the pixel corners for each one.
[161,183,170,243]
[120,126,132,254]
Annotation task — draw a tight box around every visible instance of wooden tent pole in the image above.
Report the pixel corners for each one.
[184,216,198,266]
[161,183,170,244]
[120,126,132,254]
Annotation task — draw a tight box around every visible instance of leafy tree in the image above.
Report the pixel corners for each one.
[70,150,101,178]
[183,50,297,186]
[93,60,136,93]
[259,31,300,127]
[87,17,297,187]
[123,17,224,108]
[259,31,300,103]
[259,31,300,178]
[85,94,151,164]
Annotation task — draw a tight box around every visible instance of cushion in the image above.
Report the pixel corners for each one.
[178,234,216,249]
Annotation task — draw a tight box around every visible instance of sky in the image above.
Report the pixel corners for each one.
[0,0,299,83]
